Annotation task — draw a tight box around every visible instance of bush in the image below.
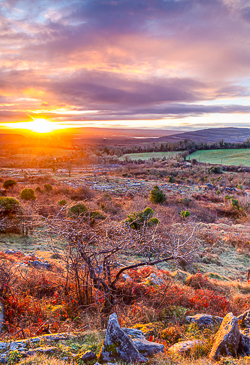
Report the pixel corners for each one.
[35,186,43,193]
[3,180,17,189]
[58,199,67,206]
[149,186,166,204]
[181,210,190,219]
[70,186,94,201]
[0,197,22,217]
[44,184,53,192]
[125,207,159,230]
[68,203,88,216]
[210,166,223,174]
[20,188,36,201]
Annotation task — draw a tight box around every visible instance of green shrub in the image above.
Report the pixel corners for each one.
[181,210,190,219]
[35,186,43,193]
[210,166,223,174]
[0,197,22,217]
[58,199,67,206]
[231,198,240,210]
[90,210,106,220]
[3,179,17,189]
[148,217,160,226]
[125,207,157,230]
[149,186,166,204]
[20,188,36,201]
[68,203,88,217]
[44,183,53,192]
[216,190,221,195]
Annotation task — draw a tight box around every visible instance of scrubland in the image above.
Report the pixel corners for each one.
[1,159,250,364]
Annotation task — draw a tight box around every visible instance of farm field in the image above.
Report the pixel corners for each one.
[187,148,250,166]
[120,151,183,161]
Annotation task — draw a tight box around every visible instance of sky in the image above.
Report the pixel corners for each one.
[1,0,250,131]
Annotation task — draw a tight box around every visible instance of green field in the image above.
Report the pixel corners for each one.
[187,149,250,166]
[120,151,183,161]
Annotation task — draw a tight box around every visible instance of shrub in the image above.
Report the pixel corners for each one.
[3,179,17,189]
[44,183,53,192]
[210,166,223,174]
[35,186,43,193]
[20,188,36,201]
[149,186,166,204]
[90,210,106,220]
[0,197,22,217]
[181,210,190,219]
[70,185,94,201]
[58,199,67,206]
[125,207,157,230]
[231,198,240,210]
[180,197,192,207]
[68,203,88,216]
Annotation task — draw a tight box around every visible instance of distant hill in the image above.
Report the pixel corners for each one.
[147,127,250,144]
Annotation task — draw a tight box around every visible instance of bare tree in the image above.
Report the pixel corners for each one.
[47,214,201,316]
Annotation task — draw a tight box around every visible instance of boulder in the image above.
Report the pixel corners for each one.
[99,313,147,363]
[186,314,223,328]
[78,350,97,362]
[133,338,164,356]
[168,340,203,356]
[209,313,240,360]
[238,310,250,328]
[239,329,250,356]
[143,273,164,286]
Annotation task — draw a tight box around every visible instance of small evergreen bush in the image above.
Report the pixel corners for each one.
[149,186,166,204]
[181,210,190,219]
[44,183,53,192]
[125,207,159,230]
[68,203,88,216]
[3,179,17,189]
[0,197,22,217]
[20,188,36,201]
[58,199,67,206]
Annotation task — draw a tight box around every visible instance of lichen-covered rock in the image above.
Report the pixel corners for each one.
[238,310,250,329]
[100,313,147,363]
[209,312,240,360]
[186,314,223,328]
[122,328,145,339]
[168,340,203,356]
[133,338,164,356]
[78,350,97,362]
[239,329,250,356]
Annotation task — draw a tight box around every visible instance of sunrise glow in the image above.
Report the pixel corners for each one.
[28,119,56,133]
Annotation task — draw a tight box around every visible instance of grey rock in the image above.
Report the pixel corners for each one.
[168,340,203,355]
[100,313,147,363]
[133,338,164,356]
[209,312,241,360]
[79,350,97,362]
[239,329,250,355]
[238,310,250,328]
[122,328,145,339]
[186,314,223,327]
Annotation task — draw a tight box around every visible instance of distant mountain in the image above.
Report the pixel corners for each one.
[147,127,250,144]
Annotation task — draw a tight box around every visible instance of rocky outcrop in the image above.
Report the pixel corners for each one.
[209,313,241,360]
[100,313,147,363]
[78,350,97,362]
[100,313,164,363]
[186,314,223,328]
[168,340,203,356]
[238,310,250,328]
[239,329,250,356]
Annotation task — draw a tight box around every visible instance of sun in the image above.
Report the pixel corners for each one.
[29,119,56,133]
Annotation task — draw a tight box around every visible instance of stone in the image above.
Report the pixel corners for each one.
[133,338,164,356]
[143,273,164,286]
[186,314,223,327]
[100,313,147,363]
[239,329,250,355]
[122,328,145,339]
[238,310,250,328]
[168,340,203,356]
[209,312,241,360]
[78,350,97,362]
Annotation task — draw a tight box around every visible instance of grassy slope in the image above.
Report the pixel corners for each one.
[187,149,250,166]
[120,151,182,161]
